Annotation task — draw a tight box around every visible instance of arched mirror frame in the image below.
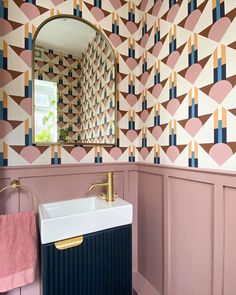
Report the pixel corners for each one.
[32,14,117,146]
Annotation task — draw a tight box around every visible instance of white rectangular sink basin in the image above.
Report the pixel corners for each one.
[39,197,133,244]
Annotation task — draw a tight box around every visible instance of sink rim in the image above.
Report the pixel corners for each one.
[39,196,112,219]
[38,196,133,244]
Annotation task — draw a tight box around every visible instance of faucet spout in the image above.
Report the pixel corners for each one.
[88,182,108,191]
[88,172,114,202]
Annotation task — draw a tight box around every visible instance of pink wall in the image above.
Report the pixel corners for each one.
[138,172,163,293]
[1,163,236,295]
[136,164,236,295]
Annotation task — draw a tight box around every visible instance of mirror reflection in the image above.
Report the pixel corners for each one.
[33,16,116,145]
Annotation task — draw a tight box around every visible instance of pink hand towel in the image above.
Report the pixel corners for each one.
[0,211,37,292]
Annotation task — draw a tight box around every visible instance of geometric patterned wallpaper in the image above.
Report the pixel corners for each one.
[34,46,81,142]
[143,0,236,171]
[78,32,115,144]
[0,0,236,171]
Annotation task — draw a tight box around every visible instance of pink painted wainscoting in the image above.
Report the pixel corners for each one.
[136,164,236,295]
[0,163,138,295]
[1,163,236,295]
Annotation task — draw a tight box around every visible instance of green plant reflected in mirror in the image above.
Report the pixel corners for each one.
[33,15,116,145]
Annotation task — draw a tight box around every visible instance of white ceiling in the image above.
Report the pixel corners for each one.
[35,17,97,57]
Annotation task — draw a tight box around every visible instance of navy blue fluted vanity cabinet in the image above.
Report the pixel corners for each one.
[41,224,132,295]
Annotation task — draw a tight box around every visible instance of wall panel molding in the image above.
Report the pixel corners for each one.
[213,184,224,295]
[133,272,161,295]
[137,163,236,295]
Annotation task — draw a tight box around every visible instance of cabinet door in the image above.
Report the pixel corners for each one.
[42,224,132,295]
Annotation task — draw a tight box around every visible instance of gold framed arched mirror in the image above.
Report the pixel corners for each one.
[32,15,116,145]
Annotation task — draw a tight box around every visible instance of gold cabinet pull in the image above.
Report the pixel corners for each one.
[55,236,83,250]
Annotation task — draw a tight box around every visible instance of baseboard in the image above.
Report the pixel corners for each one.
[133,271,161,295]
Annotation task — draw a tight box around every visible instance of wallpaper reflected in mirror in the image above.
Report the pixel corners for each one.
[33,16,116,145]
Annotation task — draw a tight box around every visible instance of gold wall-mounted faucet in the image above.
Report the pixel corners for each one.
[88,172,114,202]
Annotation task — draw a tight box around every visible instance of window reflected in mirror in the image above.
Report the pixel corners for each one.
[34,80,57,143]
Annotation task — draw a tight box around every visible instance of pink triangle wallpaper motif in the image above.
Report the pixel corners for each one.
[0,0,236,171]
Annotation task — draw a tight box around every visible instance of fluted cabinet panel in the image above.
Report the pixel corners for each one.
[41,225,132,295]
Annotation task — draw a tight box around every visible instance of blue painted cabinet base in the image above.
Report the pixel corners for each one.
[41,224,132,295]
